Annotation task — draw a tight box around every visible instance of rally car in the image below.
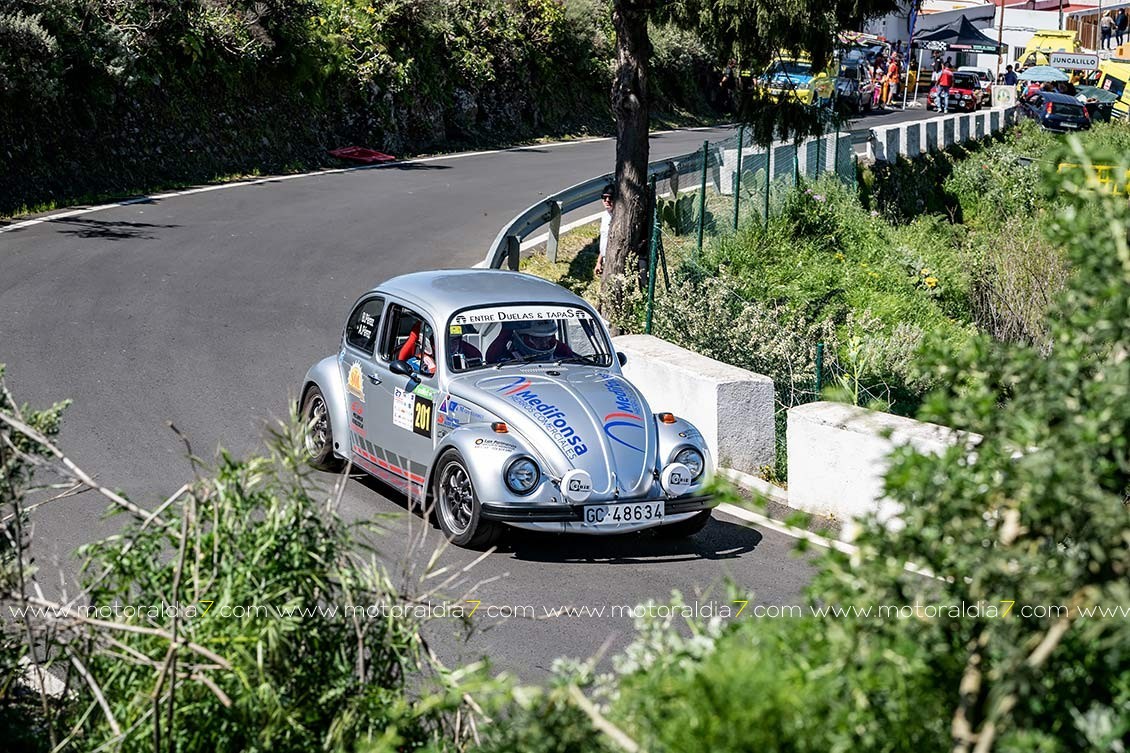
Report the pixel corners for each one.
[927,71,983,112]
[299,270,715,548]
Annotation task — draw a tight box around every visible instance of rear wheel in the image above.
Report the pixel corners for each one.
[434,450,502,549]
[655,510,712,539]
[301,386,343,472]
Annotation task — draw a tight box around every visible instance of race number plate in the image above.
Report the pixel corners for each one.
[582,501,664,526]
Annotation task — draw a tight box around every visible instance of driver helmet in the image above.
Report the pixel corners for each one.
[511,320,558,357]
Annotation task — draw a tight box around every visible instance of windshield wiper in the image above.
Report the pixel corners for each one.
[494,354,552,369]
[554,354,602,366]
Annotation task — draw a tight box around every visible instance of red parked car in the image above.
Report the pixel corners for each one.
[927,72,982,112]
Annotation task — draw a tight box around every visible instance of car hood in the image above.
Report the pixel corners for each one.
[449,369,658,497]
[770,73,815,88]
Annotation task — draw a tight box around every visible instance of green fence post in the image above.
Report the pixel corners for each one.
[763,148,771,228]
[793,148,800,187]
[835,129,841,180]
[696,139,708,255]
[815,134,823,175]
[645,175,660,335]
[732,125,745,230]
[815,341,824,395]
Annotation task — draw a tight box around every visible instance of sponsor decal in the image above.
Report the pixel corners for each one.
[412,395,433,438]
[661,462,693,496]
[350,400,365,435]
[473,437,517,452]
[495,377,588,458]
[346,362,365,401]
[451,305,593,326]
[602,377,644,453]
[449,324,463,335]
[413,384,437,400]
[354,311,376,342]
[438,396,485,430]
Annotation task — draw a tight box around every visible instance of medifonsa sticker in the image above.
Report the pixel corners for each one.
[451,306,593,326]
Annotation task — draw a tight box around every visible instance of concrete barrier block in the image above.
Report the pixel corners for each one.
[989,109,1001,131]
[925,121,939,152]
[773,143,796,180]
[942,118,955,147]
[958,114,971,142]
[614,334,776,474]
[905,123,922,156]
[885,127,901,161]
[974,112,985,138]
[787,402,980,529]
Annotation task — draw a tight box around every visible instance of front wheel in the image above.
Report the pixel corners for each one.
[433,450,502,549]
[655,510,712,539]
[301,386,343,472]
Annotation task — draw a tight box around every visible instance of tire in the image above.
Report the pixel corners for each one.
[433,450,502,549]
[301,386,344,472]
[655,509,712,539]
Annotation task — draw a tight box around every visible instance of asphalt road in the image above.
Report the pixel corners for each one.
[0,110,924,678]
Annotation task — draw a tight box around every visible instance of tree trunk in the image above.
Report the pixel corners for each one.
[604,0,651,299]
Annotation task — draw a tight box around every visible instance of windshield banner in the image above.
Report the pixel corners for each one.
[452,306,593,326]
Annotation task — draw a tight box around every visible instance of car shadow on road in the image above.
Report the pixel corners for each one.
[351,472,763,564]
[47,216,179,240]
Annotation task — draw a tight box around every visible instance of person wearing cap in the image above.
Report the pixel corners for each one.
[594,185,614,276]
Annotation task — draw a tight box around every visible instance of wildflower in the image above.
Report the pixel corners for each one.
[921,268,931,276]
[813,194,825,202]
[870,210,879,217]
[925,276,938,288]
[834,252,845,261]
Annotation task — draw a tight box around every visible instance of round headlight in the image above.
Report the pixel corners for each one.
[505,457,540,495]
[673,447,705,480]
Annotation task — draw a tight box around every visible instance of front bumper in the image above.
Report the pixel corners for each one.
[479,492,714,522]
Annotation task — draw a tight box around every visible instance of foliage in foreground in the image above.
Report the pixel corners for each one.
[481,137,1130,753]
[0,383,486,752]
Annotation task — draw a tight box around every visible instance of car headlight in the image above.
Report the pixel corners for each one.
[504,457,540,495]
[673,447,705,480]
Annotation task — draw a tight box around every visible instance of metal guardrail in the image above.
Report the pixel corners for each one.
[480,145,720,270]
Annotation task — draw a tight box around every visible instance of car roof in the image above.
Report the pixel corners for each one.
[366,269,592,323]
[1038,91,1085,104]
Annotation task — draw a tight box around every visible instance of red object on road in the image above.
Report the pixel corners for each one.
[329,146,396,164]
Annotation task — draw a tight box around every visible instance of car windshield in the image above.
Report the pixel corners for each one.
[1102,74,1126,98]
[952,74,979,89]
[446,304,613,372]
[767,60,812,79]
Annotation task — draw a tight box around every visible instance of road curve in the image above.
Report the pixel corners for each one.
[1,125,825,678]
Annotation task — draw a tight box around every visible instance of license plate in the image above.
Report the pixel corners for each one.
[583,501,664,526]
[1061,122,1078,128]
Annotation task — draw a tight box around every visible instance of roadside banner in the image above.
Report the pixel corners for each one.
[993,86,1017,109]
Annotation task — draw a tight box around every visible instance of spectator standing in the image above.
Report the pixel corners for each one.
[1101,12,1114,50]
[1117,8,1128,47]
[937,61,953,113]
[887,54,901,105]
[720,58,738,112]
[1003,64,1018,87]
[594,186,614,276]
[932,52,943,83]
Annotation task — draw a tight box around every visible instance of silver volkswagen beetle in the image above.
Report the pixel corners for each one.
[299,270,715,548]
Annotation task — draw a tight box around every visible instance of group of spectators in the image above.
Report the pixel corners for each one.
[869,44,907,108]
[1099,8,1128,50]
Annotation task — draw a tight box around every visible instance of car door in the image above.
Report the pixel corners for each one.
[365,300,440,504]
[338,295,386,473]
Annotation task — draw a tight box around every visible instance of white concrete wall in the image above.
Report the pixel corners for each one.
[613,334,776,474]
[867,107,1019,162]
[787,402,981,530]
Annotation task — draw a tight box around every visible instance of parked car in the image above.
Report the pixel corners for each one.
[957,65,994,106]
[299,270,716,548]
[835,58,876,113]
[1075,84,1118,122]
[1019,90,1092,132]
[927,72,982,112]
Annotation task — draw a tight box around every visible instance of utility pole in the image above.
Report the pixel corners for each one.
[1097,0,1103,50]
[996,0,1006,79]
[1059,0,1064,31]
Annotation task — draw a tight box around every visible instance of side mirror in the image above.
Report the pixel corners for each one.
[617,352,628,367]
[389,360,419,381]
